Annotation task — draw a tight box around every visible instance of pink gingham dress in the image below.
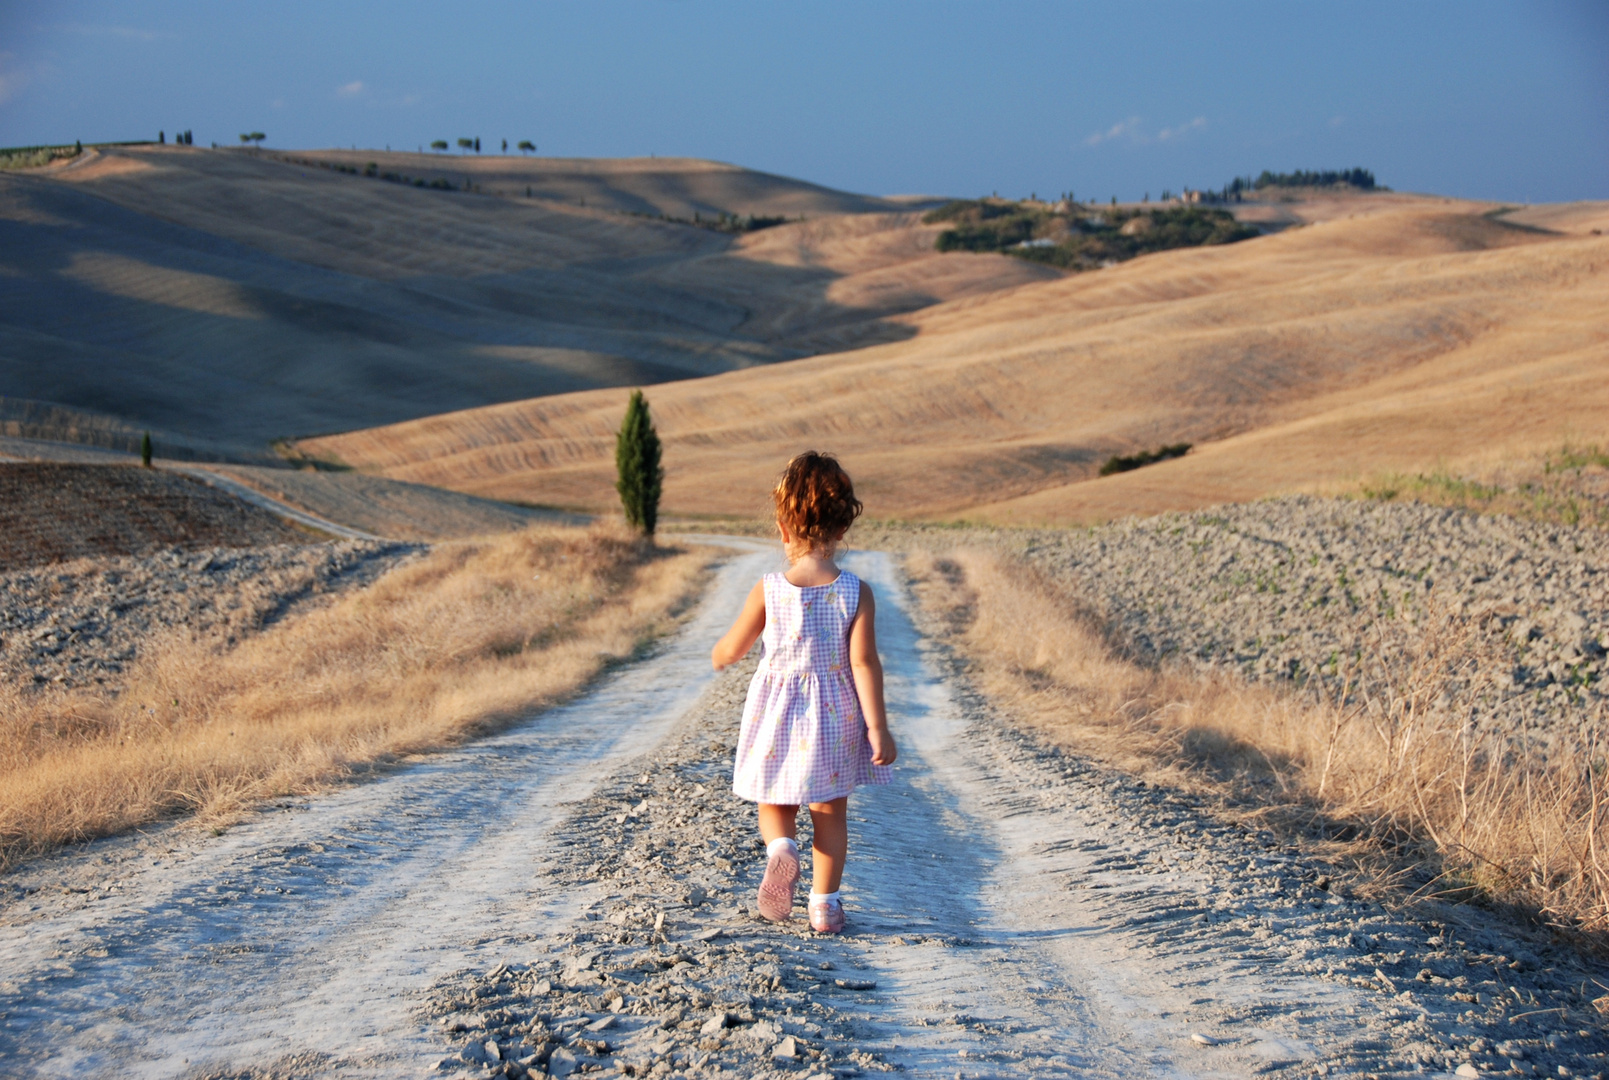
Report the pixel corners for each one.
[732,570,891,804]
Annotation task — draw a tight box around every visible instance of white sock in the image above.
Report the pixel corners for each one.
[809,891,841,906]
[766,836,798,859]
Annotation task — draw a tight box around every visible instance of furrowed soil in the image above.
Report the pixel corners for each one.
[4,540,1609,1079]
[0,463,313,570]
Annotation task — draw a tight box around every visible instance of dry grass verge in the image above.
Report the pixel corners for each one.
[906,548,1609,942]
[1347,443,1609,529]
[0,525,711,871]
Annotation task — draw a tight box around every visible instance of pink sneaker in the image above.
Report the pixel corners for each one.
[809,896,845,934]
[756,847,799,921]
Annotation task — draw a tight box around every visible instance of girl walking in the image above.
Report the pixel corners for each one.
[711,451,896,933]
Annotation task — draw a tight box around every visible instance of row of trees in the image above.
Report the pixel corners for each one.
[427,138,538,155]
[1219,168,1376,198]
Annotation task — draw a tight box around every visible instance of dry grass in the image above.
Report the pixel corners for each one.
[0,524,710,870]
[907,548,1609,940]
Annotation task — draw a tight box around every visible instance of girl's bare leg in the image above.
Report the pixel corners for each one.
[807,797,849,893]
[758,803,799,844]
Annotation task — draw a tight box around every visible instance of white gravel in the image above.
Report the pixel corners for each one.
[2,538,1608,1080]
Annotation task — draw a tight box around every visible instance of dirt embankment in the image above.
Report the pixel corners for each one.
[0,463,312,571]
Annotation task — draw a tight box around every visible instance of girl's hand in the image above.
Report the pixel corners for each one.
[849,581,894,765]
[868,724,897,766]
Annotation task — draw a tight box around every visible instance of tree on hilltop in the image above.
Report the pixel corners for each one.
[431,139,448,152]
[457,137,474,153]
[517,140,535,154]
[239,132,265,148]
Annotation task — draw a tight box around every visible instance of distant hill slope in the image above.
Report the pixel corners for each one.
[299,197,1609,522]
[282,149,924,219]
[0,146,1041,459]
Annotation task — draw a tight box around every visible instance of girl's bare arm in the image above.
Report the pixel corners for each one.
[848,580,896,766]
[711,581,767,670]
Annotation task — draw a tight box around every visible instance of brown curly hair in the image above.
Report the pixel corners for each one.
[773,451,863,555]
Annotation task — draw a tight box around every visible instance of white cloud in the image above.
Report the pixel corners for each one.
[1085,116,1142,147]
[1157,116,1207,141]
[337,80,366,97]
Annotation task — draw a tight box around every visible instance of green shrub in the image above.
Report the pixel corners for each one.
[927,198,1258,271]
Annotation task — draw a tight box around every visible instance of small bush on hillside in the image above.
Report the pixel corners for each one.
[648,210,790,234]
[1099,442,1191,477]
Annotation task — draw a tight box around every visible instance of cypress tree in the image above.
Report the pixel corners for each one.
[141,431,153,468]
[614,390,663,536]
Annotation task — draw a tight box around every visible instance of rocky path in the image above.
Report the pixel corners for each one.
[2,542,1607,1079]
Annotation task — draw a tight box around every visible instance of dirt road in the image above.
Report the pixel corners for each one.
[1,542,1602,1079]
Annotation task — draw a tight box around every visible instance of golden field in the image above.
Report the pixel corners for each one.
[301,193,1609,523]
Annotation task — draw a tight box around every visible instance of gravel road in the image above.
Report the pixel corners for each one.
[3,539,1609,1079]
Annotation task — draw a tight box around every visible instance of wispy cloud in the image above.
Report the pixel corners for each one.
[1085,116,1142,147]
[1086,115,1210,148]
[45,23,174,42]
[336,80,365,97]
[1157,116,1207,141]
[1329,114,1347,128]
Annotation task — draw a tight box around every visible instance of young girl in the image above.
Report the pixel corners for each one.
[711,451,896,933]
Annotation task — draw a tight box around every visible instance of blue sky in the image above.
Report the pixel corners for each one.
[1,1,1604,204]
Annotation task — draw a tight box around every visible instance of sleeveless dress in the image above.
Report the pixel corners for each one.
[731,570,892,805]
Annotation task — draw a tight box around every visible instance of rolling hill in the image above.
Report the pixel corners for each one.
[299,193,1609,522]
[0,145,1046,460]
